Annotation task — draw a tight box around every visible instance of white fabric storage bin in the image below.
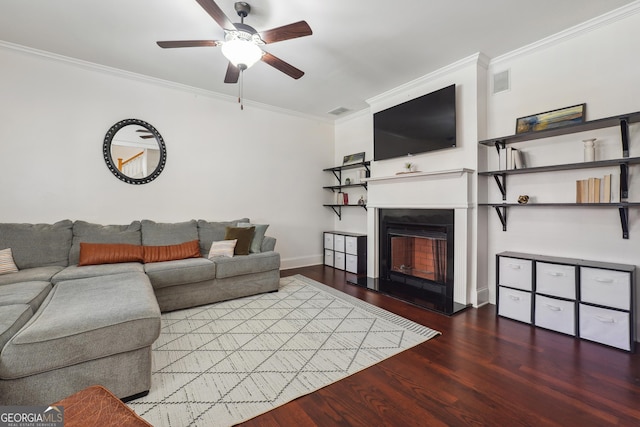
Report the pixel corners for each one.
[345,254,358,273]
[535,295,575,336]
[499,257,533,291]
[334,234,345,252]
[324,249,334,267]
[579,304,630,351]
[324,233,334,249]
[536,262,575,299]
[334,251,345,270]
[580,267,631,310]
[498,287,532,324]
[345,236,358,255]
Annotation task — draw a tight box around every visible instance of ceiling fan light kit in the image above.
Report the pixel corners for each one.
[157,0,312,110]
[221,33,263,68]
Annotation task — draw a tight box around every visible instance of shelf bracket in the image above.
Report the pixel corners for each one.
[619,206,629,239]
[493,174,507,201]
[494,206,507,231]
[329,206,342,220]
[331,170,341,183]
[620,163,629,200]
[620,118,630,158]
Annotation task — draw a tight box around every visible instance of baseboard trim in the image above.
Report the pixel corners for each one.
[280,255,323,270]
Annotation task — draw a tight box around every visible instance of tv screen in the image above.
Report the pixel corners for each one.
[373,84,456,161]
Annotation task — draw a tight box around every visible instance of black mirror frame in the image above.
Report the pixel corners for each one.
[103,118,167,185]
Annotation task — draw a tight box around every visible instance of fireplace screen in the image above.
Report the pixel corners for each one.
[389,230,447,284]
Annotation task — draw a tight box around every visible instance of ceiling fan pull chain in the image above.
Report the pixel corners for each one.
[239,69,244,110]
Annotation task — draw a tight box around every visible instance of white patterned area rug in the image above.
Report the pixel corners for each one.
[128,274,440,426]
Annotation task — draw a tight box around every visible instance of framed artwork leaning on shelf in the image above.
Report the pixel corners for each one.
[516,103,586,134]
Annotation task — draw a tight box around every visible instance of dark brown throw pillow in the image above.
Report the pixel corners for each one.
[78,243,144,266]
[143,240,201,263]
[224,226,255,255]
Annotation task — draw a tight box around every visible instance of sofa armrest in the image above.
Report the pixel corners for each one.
[261,236,276,252]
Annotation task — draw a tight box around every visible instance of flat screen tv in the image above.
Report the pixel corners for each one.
[373,84,456,161]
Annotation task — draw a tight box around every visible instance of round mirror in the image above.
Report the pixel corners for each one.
[103,119,167,184]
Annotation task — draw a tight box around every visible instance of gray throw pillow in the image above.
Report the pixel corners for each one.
[237,223,269,253]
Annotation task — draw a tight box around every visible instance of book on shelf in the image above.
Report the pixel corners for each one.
[576,174,613,203]
[603,174,611,203]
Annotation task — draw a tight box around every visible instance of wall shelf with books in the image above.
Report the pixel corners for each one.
[478,110,640,239]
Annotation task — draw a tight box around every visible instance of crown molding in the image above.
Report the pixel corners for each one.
[491,1,640,66]
[366,52,485,109]
[0,40,332,124]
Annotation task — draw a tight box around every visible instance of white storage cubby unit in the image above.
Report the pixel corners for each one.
[323,231,367,274]
[497,251,636,352]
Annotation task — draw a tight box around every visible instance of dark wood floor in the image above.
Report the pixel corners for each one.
[238,265,640,427]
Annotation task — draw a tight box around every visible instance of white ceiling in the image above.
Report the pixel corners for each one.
[0,0,635,119]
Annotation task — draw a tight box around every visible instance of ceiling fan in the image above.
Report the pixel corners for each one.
[157,0,312,85]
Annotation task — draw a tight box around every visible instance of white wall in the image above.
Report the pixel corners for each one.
[483,6,640,334]
[0,45,335,269]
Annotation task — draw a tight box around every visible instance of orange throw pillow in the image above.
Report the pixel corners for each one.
[78,243,144,266]
[143,240,201,263]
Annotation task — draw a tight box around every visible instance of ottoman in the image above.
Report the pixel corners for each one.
[0,272,161,405]
[53,385,152,427]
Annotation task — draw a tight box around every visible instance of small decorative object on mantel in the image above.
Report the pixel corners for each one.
[343,152,365,165]
[358,195,366,205]
[583,138,597,162]
[397,162,418,174]
[343,193,349,205]
[517,195,530,204]
[515,103,586,134]
[336,192,344,205]
[345,177,351,185]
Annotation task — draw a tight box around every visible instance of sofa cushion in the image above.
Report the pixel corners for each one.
[197,218,250,256]
[51,263,145,284]
[0,220,73,269]
[224,226,255,255]
[213,251,280,279]
[143,240,201,263]
[79,243,144,266]
[141,220,198,246]
[0,272,160,379]
[144,258,216,290]
[0,281,51,312]
[69,221,142,265]
[236,223,269,253]
[0,248,19,275]
[0,304,32,351]
[0,266,64,286]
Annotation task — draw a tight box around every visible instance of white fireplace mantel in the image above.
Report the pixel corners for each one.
[364,168,474,184]
[365,167,475,210]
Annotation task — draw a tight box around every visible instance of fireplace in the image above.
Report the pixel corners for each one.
[364,208,466,315]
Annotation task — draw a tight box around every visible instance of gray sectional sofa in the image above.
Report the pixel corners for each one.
[0,218,280,405]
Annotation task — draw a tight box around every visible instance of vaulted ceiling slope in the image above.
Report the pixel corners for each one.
[0,0,635,119]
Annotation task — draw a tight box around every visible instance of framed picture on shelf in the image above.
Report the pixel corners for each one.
[343,152,365,165]
[515,103,586,134]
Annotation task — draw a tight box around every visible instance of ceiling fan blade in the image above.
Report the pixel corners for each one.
[224,63,240,83]
[139,135,155,139]
[157,40,219,48]
[259,21,312,44]
[195,0,236,30]
[261,52,304,79]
